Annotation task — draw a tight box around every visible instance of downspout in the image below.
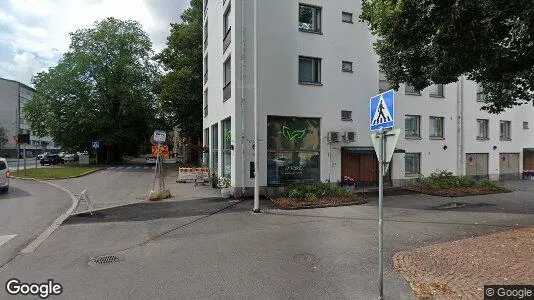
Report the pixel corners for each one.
[240,0,246,196]
[456,76,465,176]
[460,76,465,175]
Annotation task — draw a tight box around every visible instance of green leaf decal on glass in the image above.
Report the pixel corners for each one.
[282,126,292,140]
[282,126,306,141]
[291,129,306,140]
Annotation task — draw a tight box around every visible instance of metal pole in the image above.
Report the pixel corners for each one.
[378,128,385,300]
[16,143,20,171]
[252,0,260,213]
[23,143,27,176]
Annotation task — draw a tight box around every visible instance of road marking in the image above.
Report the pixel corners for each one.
[144,166,149,170]
[117,166,125,170]
[135,166,141,169]
[108,167,116,170]
[0,235,16,248]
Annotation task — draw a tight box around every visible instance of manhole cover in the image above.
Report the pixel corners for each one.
[88,255,122,266]
[293,253,320,267]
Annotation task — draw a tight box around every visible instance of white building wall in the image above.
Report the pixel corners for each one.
[204,0,534,193]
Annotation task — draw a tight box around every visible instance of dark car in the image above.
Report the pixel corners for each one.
[40,154,65,166]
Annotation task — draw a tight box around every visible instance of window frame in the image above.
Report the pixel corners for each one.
[405,153,421,176]
[203,89,208,117]
[341,110,352,121]
[429,84,444,98]
[341,11,353,23]
[405,115,421,139]
[223,4,231,39]
[476,119,489,140]
[429,116,444,139]
[298,3,322,34]
[405,84,421,96]
[523,121,529,130]
[223,57,231,87]
[341,61,353,73]
[499,120,511,141]
[476,84,486,102]
[298,56,322,85]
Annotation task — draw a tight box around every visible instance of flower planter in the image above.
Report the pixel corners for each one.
[221,187,231,199]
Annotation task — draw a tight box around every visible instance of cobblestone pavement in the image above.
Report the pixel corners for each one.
[393,227,534,299]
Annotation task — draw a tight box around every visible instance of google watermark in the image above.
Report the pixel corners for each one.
[5,279,63,299]
[484,285,534,300]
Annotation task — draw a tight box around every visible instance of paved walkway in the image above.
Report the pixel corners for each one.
[393,227,534,299]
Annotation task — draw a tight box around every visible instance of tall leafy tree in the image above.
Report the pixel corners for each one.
[360,0,534,113]
[24,18,157,161]
[155,0,203,143]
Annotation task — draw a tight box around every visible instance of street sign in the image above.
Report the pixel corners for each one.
[371,128,401,174]
[92,141,100,149]
[370,89,395,132]
[153,130,166,143]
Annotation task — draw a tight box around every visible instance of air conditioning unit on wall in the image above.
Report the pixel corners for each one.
[327,131,340,143]
[343,131,356,142]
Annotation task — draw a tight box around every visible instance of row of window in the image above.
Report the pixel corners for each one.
[405,115,527,141]
[298,4,354,33]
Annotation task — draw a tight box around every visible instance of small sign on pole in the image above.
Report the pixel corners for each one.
[153,130,166,143]
[92,141,100,149]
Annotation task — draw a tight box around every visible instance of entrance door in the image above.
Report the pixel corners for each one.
[499,153,520,180]
[341,152,379,186]
[466,153,489,180]
[524,151,534,171]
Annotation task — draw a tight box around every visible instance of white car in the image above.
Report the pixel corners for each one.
[0,158,9,193]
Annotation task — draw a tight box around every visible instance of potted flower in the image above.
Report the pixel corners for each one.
[218,176,231,199]
[341,176,357,192]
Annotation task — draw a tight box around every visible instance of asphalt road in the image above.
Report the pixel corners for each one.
[0,179,71,268]
[0,179,532,299]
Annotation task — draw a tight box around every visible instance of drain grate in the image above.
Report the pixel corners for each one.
[293,253,320,267]
[88,255,122,266]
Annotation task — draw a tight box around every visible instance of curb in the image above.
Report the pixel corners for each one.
[20,181,80,253]
[9,168,104,181]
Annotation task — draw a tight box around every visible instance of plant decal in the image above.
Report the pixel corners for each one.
[282,126,306,141]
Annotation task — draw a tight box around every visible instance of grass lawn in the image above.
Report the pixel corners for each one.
[11,166,102,180]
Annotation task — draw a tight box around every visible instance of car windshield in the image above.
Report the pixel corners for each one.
[0,161,6,170]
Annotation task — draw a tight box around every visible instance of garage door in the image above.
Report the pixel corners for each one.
[499,153,520,180]
[466,153,489,180]
[341,152,379,187]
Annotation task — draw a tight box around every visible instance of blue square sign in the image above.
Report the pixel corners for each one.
[370,89,395,132]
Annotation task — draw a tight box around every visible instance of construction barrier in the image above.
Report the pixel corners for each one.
[177,167,210,183]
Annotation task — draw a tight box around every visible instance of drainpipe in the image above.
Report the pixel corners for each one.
[240,0,246,196]
[253,0,260,212]
[460,76,465,175]
[456,76,465,176]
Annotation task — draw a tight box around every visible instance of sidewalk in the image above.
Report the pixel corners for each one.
[393,227,534,299]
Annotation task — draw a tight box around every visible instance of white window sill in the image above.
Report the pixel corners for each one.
[405,173,420,178]
[405,136,422,140]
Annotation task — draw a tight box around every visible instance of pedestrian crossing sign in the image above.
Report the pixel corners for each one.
[370,89,395,132]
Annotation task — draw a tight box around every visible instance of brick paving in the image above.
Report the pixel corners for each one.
[393,227,534,299]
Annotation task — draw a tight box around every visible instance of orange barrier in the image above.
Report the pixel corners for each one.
[177,167,210,183]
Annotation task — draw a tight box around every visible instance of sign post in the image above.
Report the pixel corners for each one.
[369,89,398,300]
[92,141,100,165]
[149,130,170,200]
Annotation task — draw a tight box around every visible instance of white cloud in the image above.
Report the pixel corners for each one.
[0,0,188,86]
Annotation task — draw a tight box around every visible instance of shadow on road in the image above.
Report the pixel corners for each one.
[0,186,32,199]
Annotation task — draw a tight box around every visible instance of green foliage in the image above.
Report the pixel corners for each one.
[0,126,7,149]
[360,0,534,113]
[217,176,231,188]
[211,172,219,188]
[417,170,503,189]
[284,181,349,200]
[155,0,203,144]
[24,18,157,159]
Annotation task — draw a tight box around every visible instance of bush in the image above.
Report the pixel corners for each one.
[283,181,349,200]
[418,169,499,189]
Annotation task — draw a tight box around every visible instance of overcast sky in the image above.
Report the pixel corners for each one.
[0,0,189,86]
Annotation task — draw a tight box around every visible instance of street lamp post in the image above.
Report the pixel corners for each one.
[253,0,260,213]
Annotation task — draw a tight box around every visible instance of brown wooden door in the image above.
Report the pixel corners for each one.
[341,152,379,186]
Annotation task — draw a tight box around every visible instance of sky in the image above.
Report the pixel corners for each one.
[0,0,189,86]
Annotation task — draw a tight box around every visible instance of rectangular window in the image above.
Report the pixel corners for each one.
[405,153,421,175]
[203,128,209,167]
[203,89,208,117]
[223,57,231,100]
[405,84,421,95]
[223,4,231,51]
[204,21,208,50]
[476,84,486,102]
[405,115,421,138]
[429,84,444,97]
[204,55,208,83]
[429,116,444,139]
[341,61,353,72]
[267,116,320,185]
[500,120,511,141]
[298,56,321,84]
[379,70,392,93]
[222,118,232,179]
[523,121,529,129]
[298,4,321,33]
[211,123,218,173]
[341,110,352,121]
[342,11,353,23]
[477,119,489,139]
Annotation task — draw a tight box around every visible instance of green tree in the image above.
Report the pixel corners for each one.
[24,17,157,161]
[360,0,534,113]
[155,0,203,144]
[0,126,7,150]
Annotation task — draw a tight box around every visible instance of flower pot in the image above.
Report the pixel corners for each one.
[220,187,231,199]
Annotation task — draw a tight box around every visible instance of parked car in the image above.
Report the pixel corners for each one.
[40,154,65,166]
[0,158,9,193]
[62,153,79,163]
[37,152,50,160]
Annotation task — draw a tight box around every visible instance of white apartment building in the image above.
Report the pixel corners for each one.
[0,77,60,157]
[202,0,534,195]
